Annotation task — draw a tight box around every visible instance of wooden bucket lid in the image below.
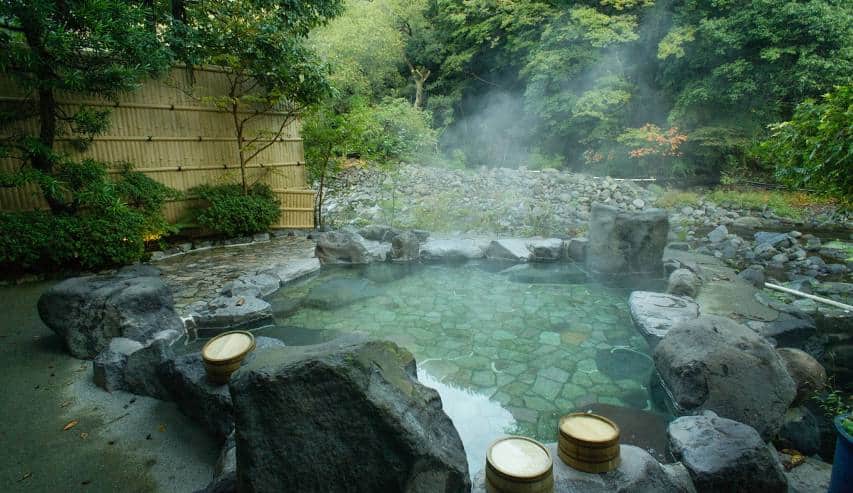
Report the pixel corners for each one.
[202,331,255,364]
[559,413,620,447]
[487,436,552,481]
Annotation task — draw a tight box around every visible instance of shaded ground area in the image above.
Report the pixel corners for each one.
[0,283,216,493]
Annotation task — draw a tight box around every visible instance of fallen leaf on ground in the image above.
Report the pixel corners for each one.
[80,432,89,440]
[158,424,166,433]
[63,419,79,431]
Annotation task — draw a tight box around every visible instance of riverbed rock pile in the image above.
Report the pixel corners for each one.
[323,165,657,235]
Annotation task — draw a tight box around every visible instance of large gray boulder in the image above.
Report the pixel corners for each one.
[472,444,695,493]
[668,411,787,493]
[628,292,699,348]
[654,316,797,440]
[586,203,669,276]
[38,268,184,359]
[315,231,386,264]
[229,337,470,493]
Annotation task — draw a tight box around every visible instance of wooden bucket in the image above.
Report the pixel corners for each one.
[485,436,554,493]
[202,331,256,384]
[557,413,621,473]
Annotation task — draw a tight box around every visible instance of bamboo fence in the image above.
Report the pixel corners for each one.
[0,66,315,229]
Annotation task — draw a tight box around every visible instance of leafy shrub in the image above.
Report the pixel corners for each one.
[193,183,280,237]
[0,208,147,273]
[759,85,852,200]
[0,160,173,274]
[113,163,180,239]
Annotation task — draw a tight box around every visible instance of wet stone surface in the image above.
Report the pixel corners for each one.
[265,262,663,465]
[152,236,316,315]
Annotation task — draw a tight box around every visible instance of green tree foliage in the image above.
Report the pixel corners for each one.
[303,96,436,225]
[179,0,343,194]
[0,160,173,273]
[759,86,852,200]
[0,0,171,209]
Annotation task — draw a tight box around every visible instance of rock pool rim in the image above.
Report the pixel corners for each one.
[559,413,621,447]
[201,330,256,363]
[486,436,553,481]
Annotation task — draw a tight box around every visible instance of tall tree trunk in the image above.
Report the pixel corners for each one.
[405,58,430,110]
[19,11,67,211]
[230,99,248,195]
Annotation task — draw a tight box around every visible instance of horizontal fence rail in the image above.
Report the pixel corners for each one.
[0,66,315,229]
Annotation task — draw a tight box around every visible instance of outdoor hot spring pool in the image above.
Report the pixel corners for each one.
[258,261,666,469]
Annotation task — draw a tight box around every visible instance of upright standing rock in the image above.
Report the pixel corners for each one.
[390,231,421,262]
[229,337,470,493]
[586,203,669,277]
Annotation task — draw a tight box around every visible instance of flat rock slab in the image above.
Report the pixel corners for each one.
[191,296,272,337]
[264,257,321,285]
[472,444,694,493]
[664,247,780,322]
[654,315,796,440]
[668,411,787,493]
[629,291,700,348]
[420,238,489,261]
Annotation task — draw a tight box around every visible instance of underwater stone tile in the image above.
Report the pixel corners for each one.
[571,372,594,387]
[471,370,496,387]
[539,331,561,345]
[495,373,516,387]
[539,366,570,383]
[508,406,539,424]
[523,395,557,412]
[577,359,598,373]
[492,391,512,406]
[532,375,563,400]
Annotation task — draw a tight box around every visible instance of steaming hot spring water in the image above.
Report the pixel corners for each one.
[257,261,665,471]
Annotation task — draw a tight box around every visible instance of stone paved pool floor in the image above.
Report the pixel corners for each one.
[265,262,661,464]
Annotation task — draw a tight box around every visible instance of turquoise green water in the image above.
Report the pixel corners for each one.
[265,262,658,469]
